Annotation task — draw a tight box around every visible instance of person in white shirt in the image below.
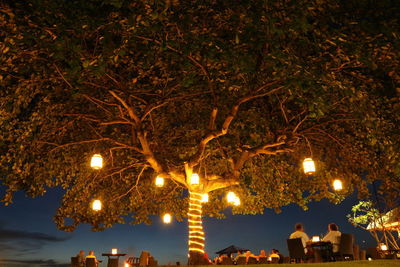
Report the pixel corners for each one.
[289,223,310,253]
[322,223,342,253]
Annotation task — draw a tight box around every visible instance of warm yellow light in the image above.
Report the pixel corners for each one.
[155,176,165,187]
[189,247,205,253]
[380,244,388,251]
[303,158,315,174]
[233,196,240,206]
[111,248,118,255]
[92,199,102,211]
[201,193,209,203]
[90,154,103,169]
[190,173,200,185]
[312,236,320,242]
[125,263,129,267]
[163,213,172,224]
[227,191,236,203]
[333,179,343,191]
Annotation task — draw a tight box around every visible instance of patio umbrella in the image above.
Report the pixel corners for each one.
[216,245,250,256]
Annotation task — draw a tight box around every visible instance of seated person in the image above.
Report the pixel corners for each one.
[86,250,99,266]
[76,250,85,267]
[245,251,257,263]
[322,223,342,253]
[257,249,266,260]
[270,249,284,263]
[289,223,310,253]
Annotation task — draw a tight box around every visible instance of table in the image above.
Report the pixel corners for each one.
[102,253,127,267]
[306,241,333,262]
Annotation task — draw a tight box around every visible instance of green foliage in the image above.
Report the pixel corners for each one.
[0,0,399,232]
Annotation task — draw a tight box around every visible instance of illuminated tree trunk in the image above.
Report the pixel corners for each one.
[188,191,205,265]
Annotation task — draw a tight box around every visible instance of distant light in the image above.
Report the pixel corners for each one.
[90,154,103,169]
[380,244,388,251]
[111,248,118,255]
[268,257,272,261]
[201,193,209,203]
[125,263,129,267]
[190,173,200,185]
[303,158,315,175]
[333,179,343,191]
[227,192,236,203]
[312,236,320,242]
[368,257,372,261]
[155,176,165,187]
[92,199,102,211]
[163,213,172,224]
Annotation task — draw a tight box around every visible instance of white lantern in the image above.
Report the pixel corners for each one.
[111,248,118,255]
[303,158,315,174]
[201,193,209,203]
[233,196,241,206]
[92,199,102,211]
[227,192,236,203]
[155,176,165,187]
[312,236,320,242]
[90,154,103,169]
[333,179,343,191]
[380,244,388,251]
[190,173,200,185]
[163,213,172,224]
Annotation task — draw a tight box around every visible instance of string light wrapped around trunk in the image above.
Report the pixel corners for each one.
[188,192,205,255]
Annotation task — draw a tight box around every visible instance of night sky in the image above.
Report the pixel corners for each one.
[0,187,376,267]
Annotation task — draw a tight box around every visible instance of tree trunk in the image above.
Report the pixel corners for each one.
[188,191,206,265]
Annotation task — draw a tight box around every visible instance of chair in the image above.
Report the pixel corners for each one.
[270,257,279,263]
[366,247,381,260]
[85,258,96,267]
[334,233,354,260]
[287,238,306,263]
[236,256,246,265]
[220,257,233,265]
[258,257,268,264]
[139,251,150,267]
[71,257,80,267]
[149,256,158,267]
[107,258,118,267]
[247,257,258,264]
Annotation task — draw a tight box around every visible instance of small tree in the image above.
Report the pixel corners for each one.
[1,0,399,263]
[348,201,400,250]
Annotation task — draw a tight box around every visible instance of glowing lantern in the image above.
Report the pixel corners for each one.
[163,213,172,224]
[201,193,209,203]
[227,192,236,203]
[233,196,241,206]
[190,173,200,185]
[155,176,164,187]
[380,244,388,251]
[312,236,320,242]
[333,179,343,191]
[92,199,102,211]
[125,263,130,267]
[90,154,103,169]
[303,158,315,175]
[111,248,118,255]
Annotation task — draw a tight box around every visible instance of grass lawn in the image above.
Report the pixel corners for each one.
[205,260,400,267]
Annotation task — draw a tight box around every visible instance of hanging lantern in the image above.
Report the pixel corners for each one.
[92,199,102,211]
[380,244,388,251]
[155,176,165,187]
[90,154,103,169]
[303,158,315,175]
[163,213,172,224]
[111,248,118,255]
[333,179,343,191]
[190,173,200,185]
[233,196,241,206]
[201,193,209,203]
[227,192,236,203]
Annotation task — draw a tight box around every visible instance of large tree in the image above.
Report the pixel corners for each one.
[1,0,399,263]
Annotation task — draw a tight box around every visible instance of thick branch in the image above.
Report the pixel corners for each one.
[189,86,284,168]
[109,90,140,124]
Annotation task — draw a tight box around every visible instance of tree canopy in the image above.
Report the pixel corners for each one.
[1,0,399,232]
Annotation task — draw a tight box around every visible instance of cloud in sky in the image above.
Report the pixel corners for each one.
[0,222,70,255]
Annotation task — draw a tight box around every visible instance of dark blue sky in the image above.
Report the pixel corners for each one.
[0,188,376,267]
